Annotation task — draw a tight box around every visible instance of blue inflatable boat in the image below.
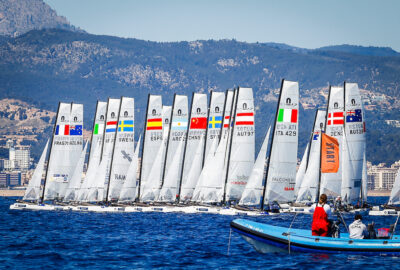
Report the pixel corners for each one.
[231,219,400,255]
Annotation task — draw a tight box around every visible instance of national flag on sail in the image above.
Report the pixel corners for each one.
[69,125,83,136]
[55,124,69,136]
[277,108,298,123]
[172,118,188,130]
[346,109,362,123]
[327,112,344,125]
[236,112,254,126]
[147,118,162,130]
[106,121,117,133]
[190,117,207,129]
[313,131,320,140]
[94,123,104,135]
[223,116,230,128]
[208,116,222,128]
[118,120,134,132]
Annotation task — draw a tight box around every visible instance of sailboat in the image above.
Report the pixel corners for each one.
[261,79,299,211]
[178,93,208,202]
[158,94,189,202]
[294,143,309,196]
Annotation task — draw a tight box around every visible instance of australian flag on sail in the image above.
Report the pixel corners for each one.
[69,125,83,136]
[346,109,362,123]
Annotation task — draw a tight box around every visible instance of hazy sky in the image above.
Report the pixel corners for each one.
[44,0,400,51]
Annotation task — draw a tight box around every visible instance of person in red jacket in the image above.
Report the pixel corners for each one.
[309,194,331,236]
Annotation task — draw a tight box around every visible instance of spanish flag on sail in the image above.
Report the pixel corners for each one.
[147,118,162,130]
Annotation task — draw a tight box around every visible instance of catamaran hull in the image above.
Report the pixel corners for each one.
[231,219,400,255]
[10,203,57,211]
[369,209,399,216]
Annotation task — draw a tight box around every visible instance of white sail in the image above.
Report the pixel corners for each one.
[44,102,84,200]
[239,127,271,206]
[389,168,400,205]
[138,95,163,199]
[320,86,344,198]
[296,110,326,203]
[264,80,299,204]
[23,140,49,201]
[107,97,135,201]
[140,106,171,201]
[87,98,120,202]
[179,93,208,201]
[295,143,309,196]
[64,142,88,202]
[119,135,141,202]
[341,132,356,202]
[192,137,225,203]
[78,101,107,201]
[204,91,225,160]
[158,95,188,202]
[225,87,255,201]
[343,82,365,204]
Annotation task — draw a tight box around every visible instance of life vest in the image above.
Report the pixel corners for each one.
[312,205,329,232]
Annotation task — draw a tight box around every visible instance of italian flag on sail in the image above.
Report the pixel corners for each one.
[277,108,298,123]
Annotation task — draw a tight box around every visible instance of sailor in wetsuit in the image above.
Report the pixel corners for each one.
[309,194,331,236]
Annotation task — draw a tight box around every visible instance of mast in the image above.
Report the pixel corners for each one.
[177,92,194,202]
[222,87,239,204]
[160,93,176,188]
[87,101,99,169]
[40,102,61,203]
[261,79,284,210]
[137,94,150,200]
[202,91,213,168]
[105,97,123,203]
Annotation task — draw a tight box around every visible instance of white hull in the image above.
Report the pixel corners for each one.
[10,203,57,211]
[284,206,312,214]
[369,209,399,216]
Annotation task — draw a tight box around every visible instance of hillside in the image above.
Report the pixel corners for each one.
[0,29,399,164]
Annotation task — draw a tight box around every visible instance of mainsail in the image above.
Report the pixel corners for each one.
[119,135,141,202]
[87,98,120,202]
[158,95,188,202]
[389,167,400,205]
[64,142,88,202]
[179,93,207,201]
[44,102,83,201]
[78,101,107,201]
[224,87,255,202]
[262,80,299,206]
[295,142,309,196]
[140,105,171,201]
[138,95,163,200]
[320,86,344,198]
[296,110,326,203]
[239,127,271,206]
[107,97,135,201]
[204,91,225,162]
[23,140,49,201]
[343,82,365,204]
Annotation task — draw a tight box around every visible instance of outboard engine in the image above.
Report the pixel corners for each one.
[330,220,341,238]
[368,222,377,239]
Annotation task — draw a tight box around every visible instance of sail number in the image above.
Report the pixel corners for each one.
[275,130,296,136]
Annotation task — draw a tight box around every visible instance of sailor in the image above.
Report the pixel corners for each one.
[309,194,331,236]
[349,214,368,239]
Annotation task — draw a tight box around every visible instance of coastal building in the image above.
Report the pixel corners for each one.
[4,146,30,171]
[367,161,400,190]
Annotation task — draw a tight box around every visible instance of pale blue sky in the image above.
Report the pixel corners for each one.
[45,0,400,51]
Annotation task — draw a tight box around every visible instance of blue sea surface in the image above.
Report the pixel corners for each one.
[2,196,400,269]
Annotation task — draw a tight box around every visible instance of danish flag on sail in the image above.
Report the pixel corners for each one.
[236,112,254,126]
[327,112,344,125]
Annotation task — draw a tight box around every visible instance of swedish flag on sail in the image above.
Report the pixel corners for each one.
[208,116,222,128]
[118,120,134,132]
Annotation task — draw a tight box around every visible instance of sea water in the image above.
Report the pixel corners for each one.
[1,197,400,269]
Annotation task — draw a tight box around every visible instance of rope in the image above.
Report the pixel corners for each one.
[286,213,298,254]
[391,212,400,239]
[227,228,232,255]
[337,210,349,233]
